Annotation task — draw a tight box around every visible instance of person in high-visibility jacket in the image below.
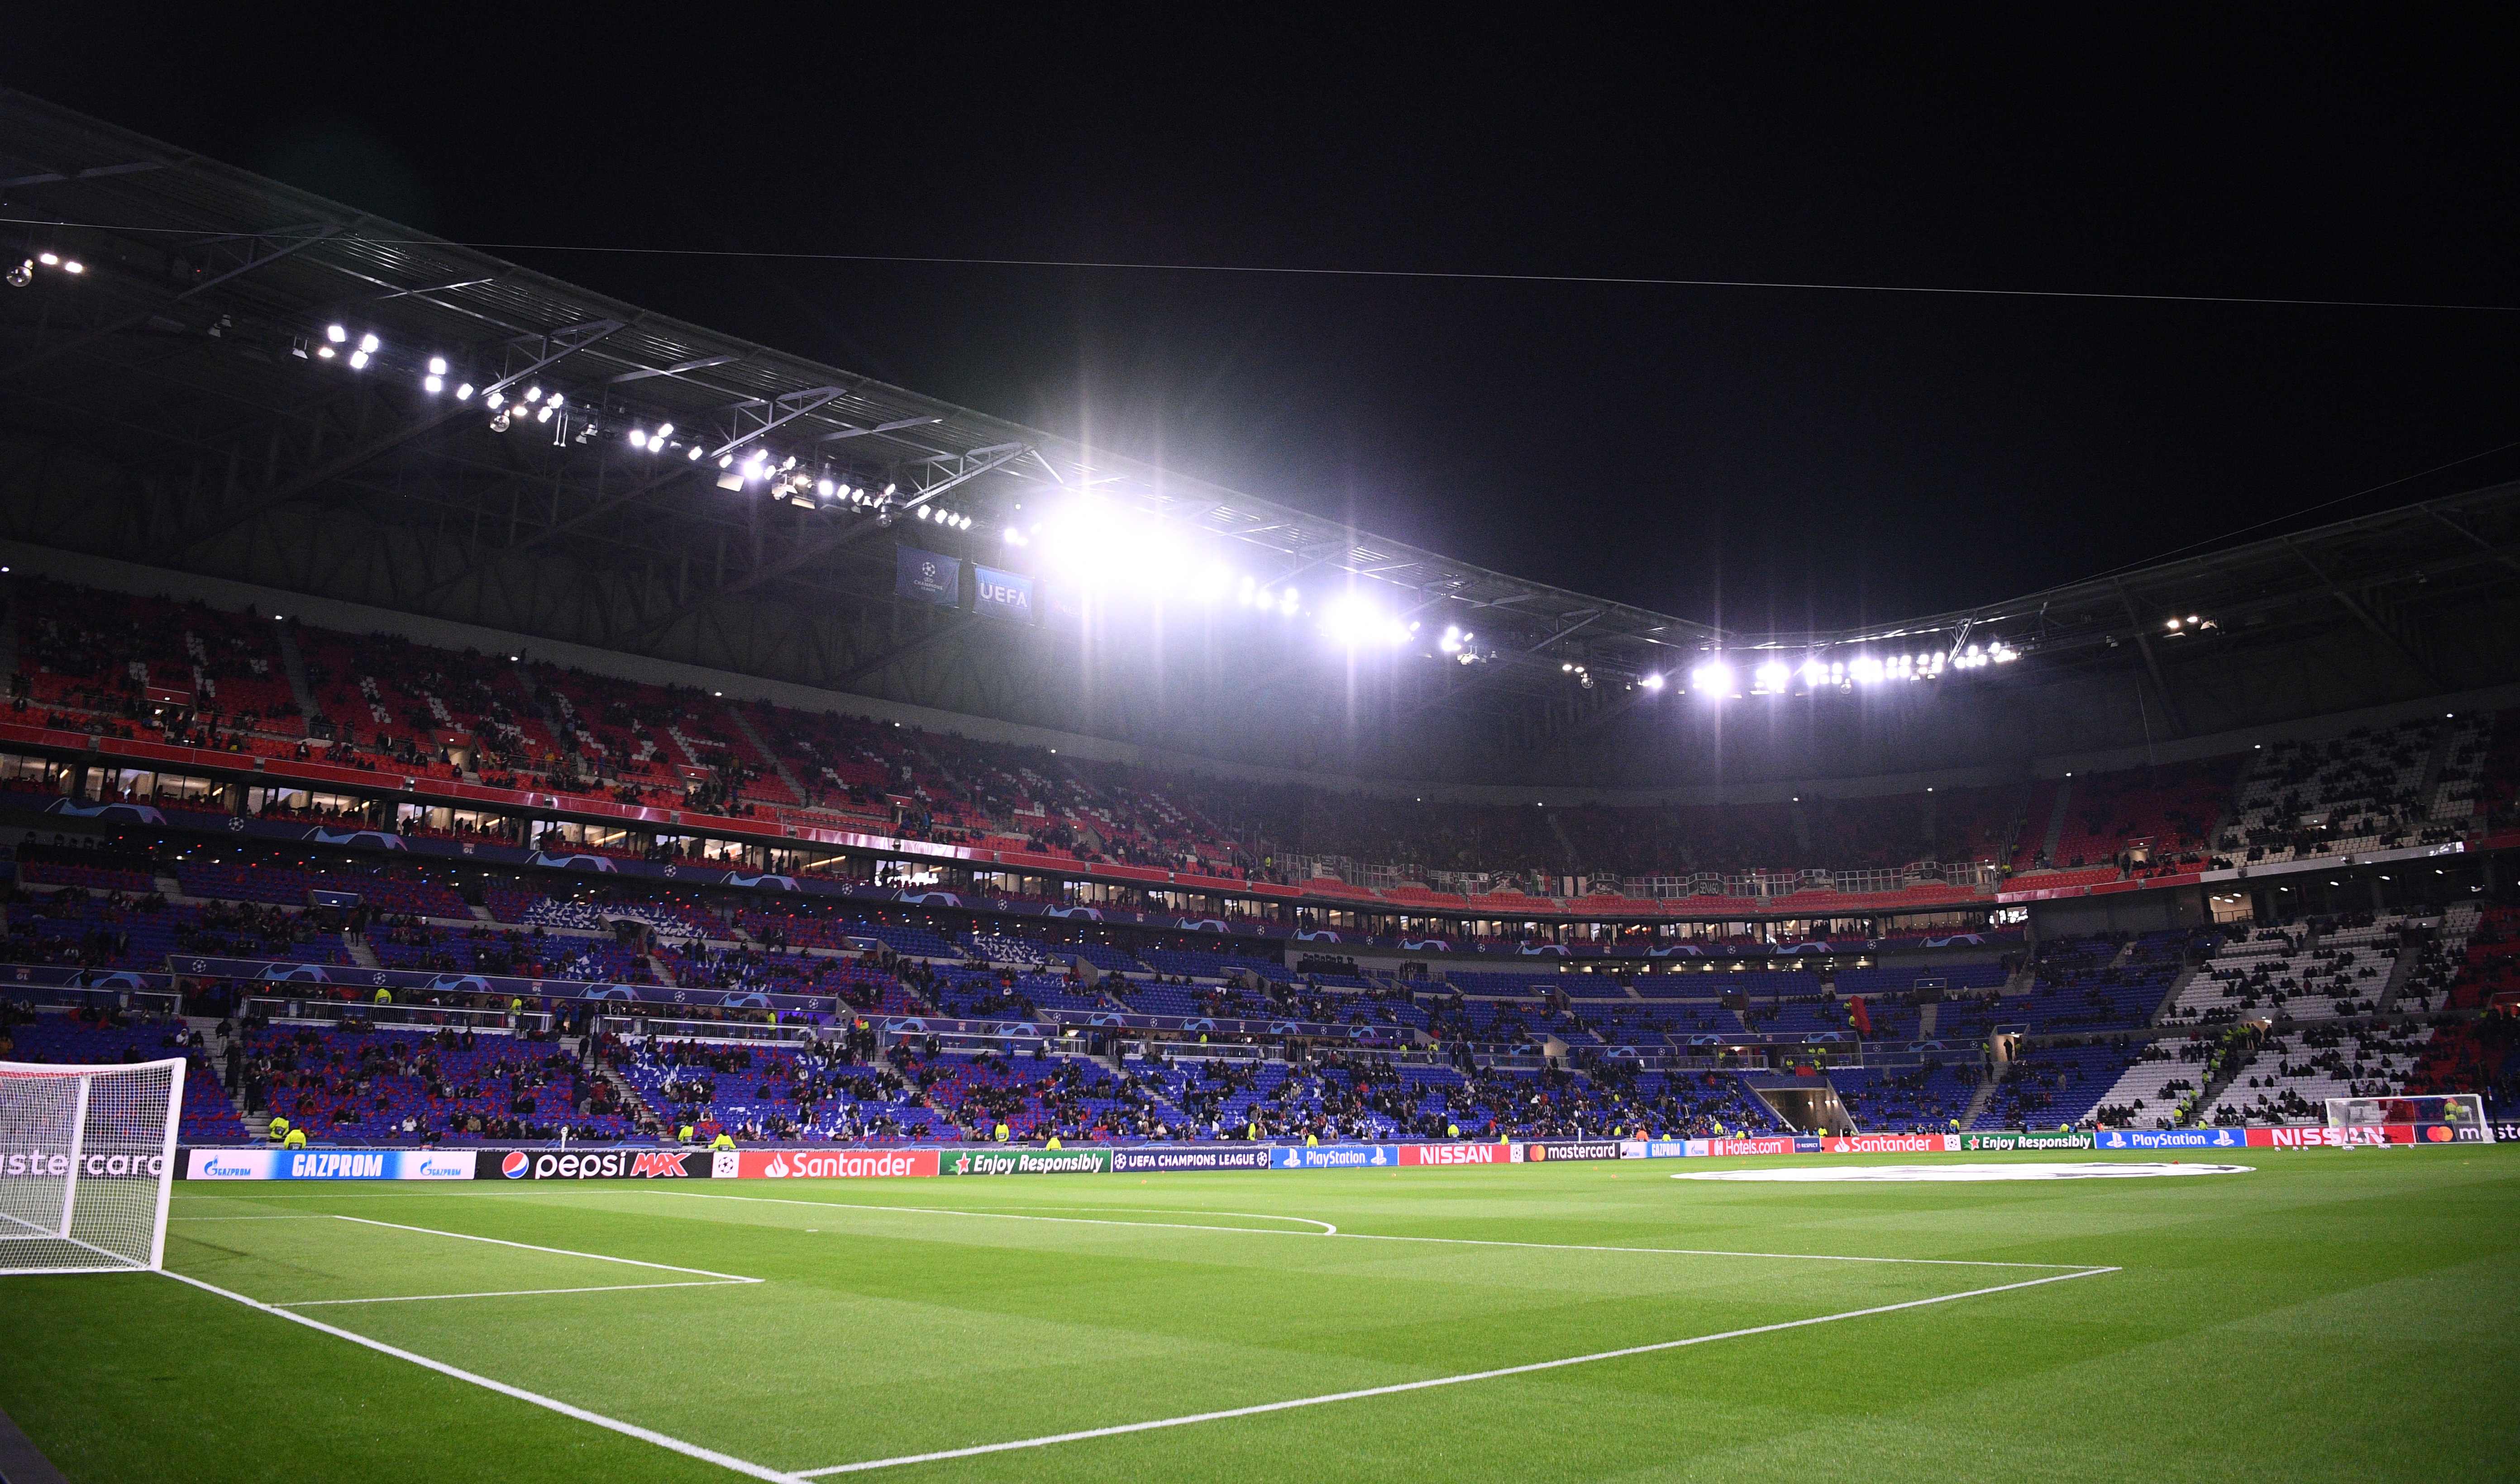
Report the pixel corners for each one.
[373,987,392,1005]
[1304,1132,1318,1147]
[1446,1123,1460,1139]
[267,1116,291,1145]
[1045,1135,1062,1151]
[710,1130,735,1152]
[281,1125,307,1150]
[993,1121,1010,1143]
[677,1123,695,1144]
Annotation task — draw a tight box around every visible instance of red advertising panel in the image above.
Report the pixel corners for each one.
[736,1148,940,1180]
[1706,1137,1800,1157]
[1823,1134,1946,1155]
[2244,1124,2410,1148]
[1398,1142,1518,1167]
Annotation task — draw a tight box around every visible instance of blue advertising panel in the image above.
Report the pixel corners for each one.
[1270,1144,1399,1170]
[2095,1127,2246,1151]
[895,546,960,606]
[973,565,1034,623]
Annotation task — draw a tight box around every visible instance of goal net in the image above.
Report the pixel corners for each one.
[0,1058,183,1274]
[2324,1092,2489,1133]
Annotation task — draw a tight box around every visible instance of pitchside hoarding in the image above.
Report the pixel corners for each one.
[1270,1144,1398,1170]
[1954,1131,2095,1151]
[942,1147,1113,1176]
[1112,1147,1274,1172]
[1522,1140,1623,1162]
[740,1148,940,1179]
[184,1149,474,1180]
[486,1149,714,1180]
[2096,1128,2249,1151]
[1398,1142,1518,1167]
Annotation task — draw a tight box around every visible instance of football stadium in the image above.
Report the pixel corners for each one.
[2,37,2519,1484]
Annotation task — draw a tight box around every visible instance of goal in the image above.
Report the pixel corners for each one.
[2324,1092,2489,1134]
[0,1057,184,1274]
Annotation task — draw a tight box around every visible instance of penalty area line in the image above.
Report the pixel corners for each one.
[158,1270,805,1483]
[326,1213,761,1283]
[276,1278,758,1307]
[797,1265,2120,1477]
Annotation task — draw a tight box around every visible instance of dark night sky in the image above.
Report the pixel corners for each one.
[9,9,2516,632]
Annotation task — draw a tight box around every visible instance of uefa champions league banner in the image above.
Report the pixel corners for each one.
[1112,1147,1276,1172]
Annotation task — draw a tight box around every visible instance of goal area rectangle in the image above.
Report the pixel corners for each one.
[0,1057,184,1274]
[2324,1093,2487,1131]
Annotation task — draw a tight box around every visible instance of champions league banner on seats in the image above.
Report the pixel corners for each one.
[896,545,961,606]
[973,565,1034,623]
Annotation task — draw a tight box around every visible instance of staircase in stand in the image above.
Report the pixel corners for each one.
[344,933,380,970]
[272,622,321,726]
[1959,1075,1998,1128]
[2038,778,2074,864]
[725,705,813,806]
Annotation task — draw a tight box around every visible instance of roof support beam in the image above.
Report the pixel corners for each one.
[1397,610,1599,725]
[2114,582,2189,737]
[625,444,1031,647]
[2281,536,2444,692]
[0,220,354,381]
[826,613,981,690]
[177,316,625,552]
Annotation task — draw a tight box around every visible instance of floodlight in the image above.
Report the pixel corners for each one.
[817,478,835,498]
[524,385,542,402]
[655,423,673,438]
[687,445,703,460]
[423,375,443,394]
[316,344,336,359]
[325,323,346,342]
[1799,658,1828,685]
[347,349,369,369]
[1690,661,1734,694]
[456,382,473,400]
[1279,587,1300,616]
[358,333,380,354]
[1638,671,1664,690]
[884,484,897,496]
[916,505,931,520]
[548,394,565,409]
[428,356,448,376]
[60,260,83,274]
[484,390,504,408]
[38,252,60,266]
[629,428,648,448]
[535,404,553,423]
[1752,660,1790,692]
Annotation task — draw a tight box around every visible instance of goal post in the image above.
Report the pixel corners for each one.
[0,1057,185,1274]
[2323,1092,2489,1135]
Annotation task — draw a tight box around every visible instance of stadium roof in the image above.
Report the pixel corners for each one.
[3,88,2516,786]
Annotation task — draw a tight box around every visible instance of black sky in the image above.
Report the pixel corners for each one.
[9,9,2516,631]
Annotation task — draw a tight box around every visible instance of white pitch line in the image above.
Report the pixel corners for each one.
[158,1270,804,1484]
[633,1190,2083,1269]
[795,1265,2120,1477]
[325,1213,761,1283]
[277,1279,755,1307]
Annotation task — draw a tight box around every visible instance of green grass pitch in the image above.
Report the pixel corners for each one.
[5,1146,2516,1482]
